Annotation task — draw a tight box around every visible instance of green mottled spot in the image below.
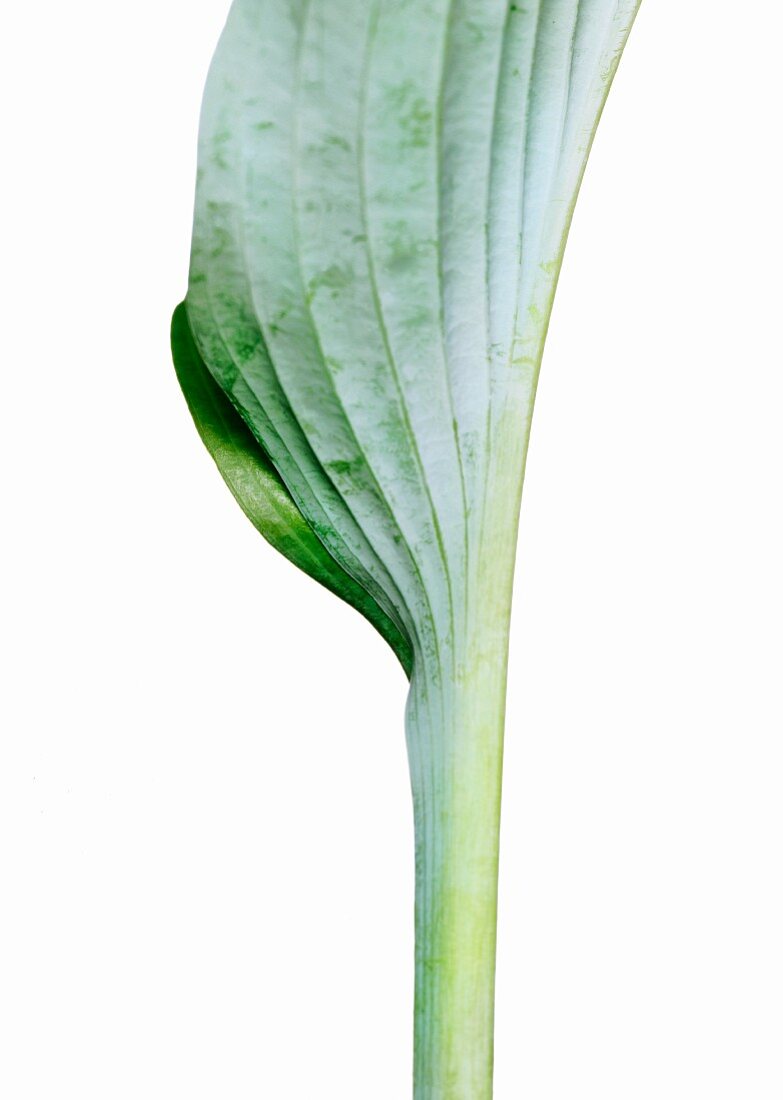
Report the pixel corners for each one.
[324,134,351,152]
[382,219,435,274]
[327,457,365,479]
[307,263,355,302]
[386,81,433,148]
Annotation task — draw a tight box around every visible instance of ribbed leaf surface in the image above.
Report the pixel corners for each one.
[185,0,640,669]
[172,302,413,672]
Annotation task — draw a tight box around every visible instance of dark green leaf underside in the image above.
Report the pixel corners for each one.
[171,302,413,677]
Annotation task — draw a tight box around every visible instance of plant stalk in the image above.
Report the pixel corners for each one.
[406,579,515,1099]
[403,344,538,1098]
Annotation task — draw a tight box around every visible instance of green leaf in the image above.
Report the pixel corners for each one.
[177,1,642,1093]
[171,301,413,675]
[185,0,641,675]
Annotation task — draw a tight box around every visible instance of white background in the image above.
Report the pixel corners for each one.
[2,2,782,1097]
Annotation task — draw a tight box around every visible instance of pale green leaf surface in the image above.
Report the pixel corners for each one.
[186,0,640,673]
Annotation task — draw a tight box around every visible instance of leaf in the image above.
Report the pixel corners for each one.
[177,2,642,1091]
[184,0,641,673]
[171,301,413,675]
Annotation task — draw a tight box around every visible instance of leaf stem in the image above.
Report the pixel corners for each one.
[407,578,513,1099]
